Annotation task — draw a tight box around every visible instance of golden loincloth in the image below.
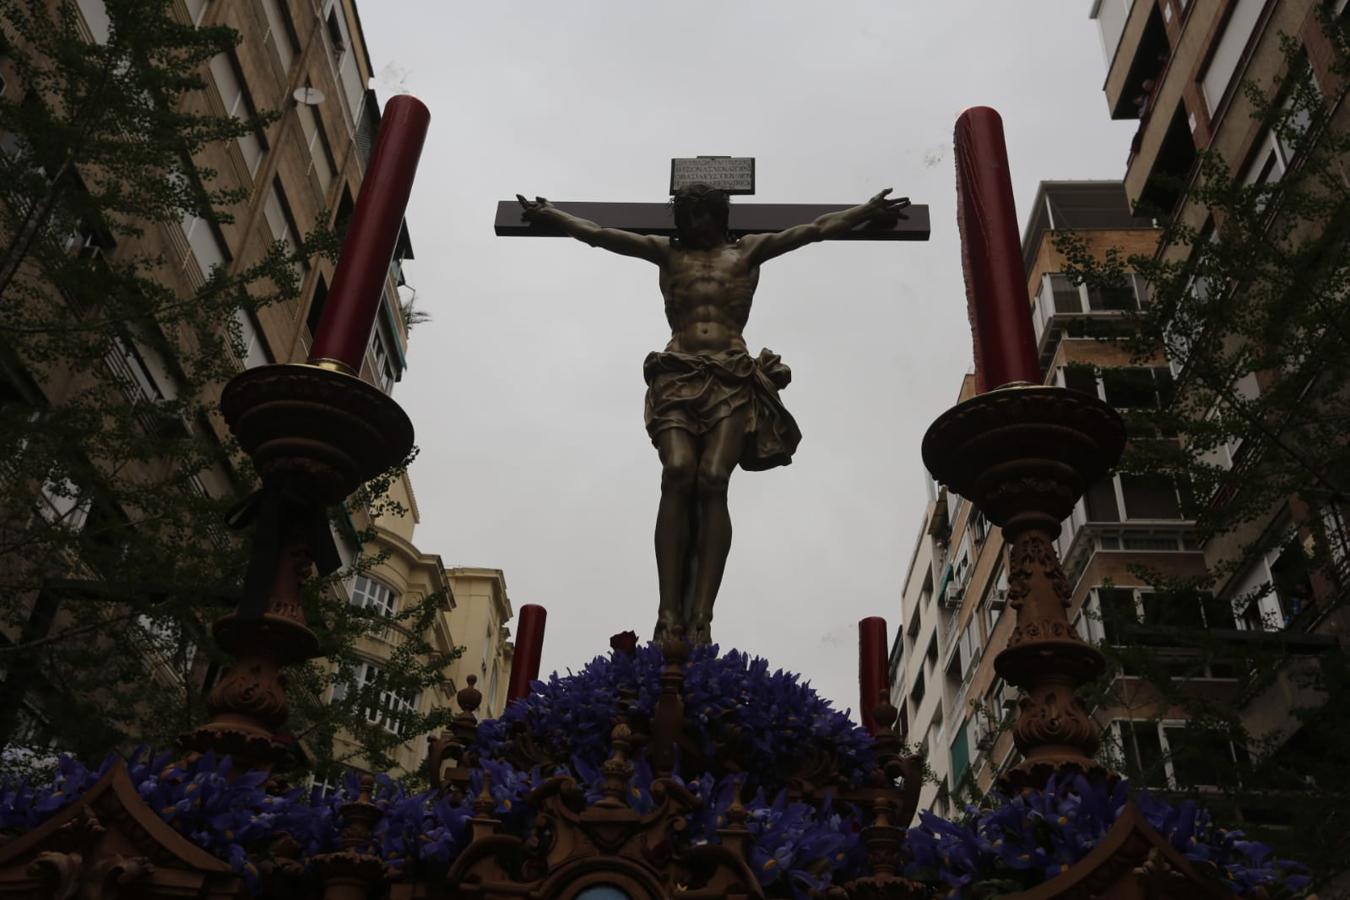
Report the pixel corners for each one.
[642,346,802,472]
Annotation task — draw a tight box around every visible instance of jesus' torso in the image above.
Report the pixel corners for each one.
[657,239,759,354]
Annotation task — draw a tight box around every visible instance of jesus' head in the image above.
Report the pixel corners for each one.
[672,183,731,249]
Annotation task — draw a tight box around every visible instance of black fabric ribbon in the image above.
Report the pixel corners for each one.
[225,484,343,622]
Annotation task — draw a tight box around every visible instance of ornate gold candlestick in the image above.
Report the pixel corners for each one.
[186,363,413,767]
[922,384,1125,788]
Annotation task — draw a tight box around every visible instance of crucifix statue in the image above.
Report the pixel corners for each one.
[502,161,928,644]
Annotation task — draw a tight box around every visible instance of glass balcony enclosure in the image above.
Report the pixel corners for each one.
[1031,272,1144,365]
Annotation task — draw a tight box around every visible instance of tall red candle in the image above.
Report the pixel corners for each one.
[507,604,547,702]
[309,95,430,374]
[858,617,890,734]
[954,107,1041,393]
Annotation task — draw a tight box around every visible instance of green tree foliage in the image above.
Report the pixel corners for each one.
[0,0,457,785]
[1055,17,1350,882]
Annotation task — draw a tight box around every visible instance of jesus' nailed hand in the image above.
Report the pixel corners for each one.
[512,184,907,645]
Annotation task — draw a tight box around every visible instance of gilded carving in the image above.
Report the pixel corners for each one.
[1013,688,1099,757]
[1006,531,1073,610]
[205,661,289,730]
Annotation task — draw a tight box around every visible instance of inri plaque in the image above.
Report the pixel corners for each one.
[669,156,755,195]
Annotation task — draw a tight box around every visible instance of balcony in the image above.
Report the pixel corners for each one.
[1031,272,1144,368]
[1097,0,1171,121]
[1056,473,1198,583]
[1130,105,1198,218]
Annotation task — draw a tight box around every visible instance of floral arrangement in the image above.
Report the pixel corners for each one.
[0,644,1314,898]
[905,774,1311,899]
[475,641,877,787]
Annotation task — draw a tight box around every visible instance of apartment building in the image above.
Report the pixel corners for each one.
[888,182,1251,816]
[1090,0,1349,818]
[894,0,1348,829]
[445,567,515,721]
[325,480,518,779]
[0,0,516,779]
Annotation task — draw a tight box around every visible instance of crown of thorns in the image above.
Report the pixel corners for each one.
[670,183,730,211]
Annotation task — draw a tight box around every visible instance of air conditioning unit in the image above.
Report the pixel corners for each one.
[1000,682,1021,716]
[941,580,962,608]
[990,587,1008,610]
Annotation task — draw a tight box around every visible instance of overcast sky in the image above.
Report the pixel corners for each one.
[357,2,1136,720]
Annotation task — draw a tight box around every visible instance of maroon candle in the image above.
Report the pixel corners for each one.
[858,616,890,734]
[506,604,547,702]
[309,95,430,374]
[954,107,1041,393]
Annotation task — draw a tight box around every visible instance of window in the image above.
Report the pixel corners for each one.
[310,771,344,799]
[350,574,398,616]
[1079,472,1186,523]
[486,662,498,717]
[1113,719,1169,788]
[949,723,971,787]
[331,661,418,736]
[262,179,304,283]
[368,313,398,394]
[1061,364,1098,397]
[184,0,209,25]
[1227,536,1311,631]
[1110,719,1246,789]
[323,1,365,124]
[325,7,347,54]
[1083,477,1122,522]
[261,0,299,72]
[983,563,1008,635]
[297,97,336,192]
[909,667,925,708]
[1243,130,1288,196]
[1049,273,1084,314]
[179,210,227,281]
[38,475,90,532]
[1164,723,1248,789]
[1040,273,1141,318]
[231,307,271,370]
[970,510,990,545]
[956,619,981,681]
[334,187,355,241]
[208,54,264,177]
[306,277,328,340]
[1200,0,1264,115]
[1120,474,1183,519]
[952,533,972,592]
[1110,586,1234,635]
[1101,367,1173,410]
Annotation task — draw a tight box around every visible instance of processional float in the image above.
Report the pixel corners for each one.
[0,96,1275,900]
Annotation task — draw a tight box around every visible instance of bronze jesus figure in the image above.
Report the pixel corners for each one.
[516,185,908,643]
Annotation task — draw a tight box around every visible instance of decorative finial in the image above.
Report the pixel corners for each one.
[458,674,482,715]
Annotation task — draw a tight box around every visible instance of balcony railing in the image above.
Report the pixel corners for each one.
[1030,273,1144,366]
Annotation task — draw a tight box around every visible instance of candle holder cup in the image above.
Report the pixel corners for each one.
[187,363,413,766]
[922,384,1125,789]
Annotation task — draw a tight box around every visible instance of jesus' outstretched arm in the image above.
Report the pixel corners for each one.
[741,188,910,265]
[516,194,667,264]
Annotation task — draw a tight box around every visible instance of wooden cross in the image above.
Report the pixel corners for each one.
[494,157,929,241]
[494,200,930,241]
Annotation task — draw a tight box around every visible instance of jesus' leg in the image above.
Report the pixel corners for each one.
[686,409,749,644]
[654,428,697,641]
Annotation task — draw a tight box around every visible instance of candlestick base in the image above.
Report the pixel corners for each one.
[186,364,415,769]
[922,385,1125,789]
[921,384,1124,534]
[221,363,414,505]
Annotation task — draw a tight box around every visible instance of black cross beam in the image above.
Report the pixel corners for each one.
[493,200,930,241]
